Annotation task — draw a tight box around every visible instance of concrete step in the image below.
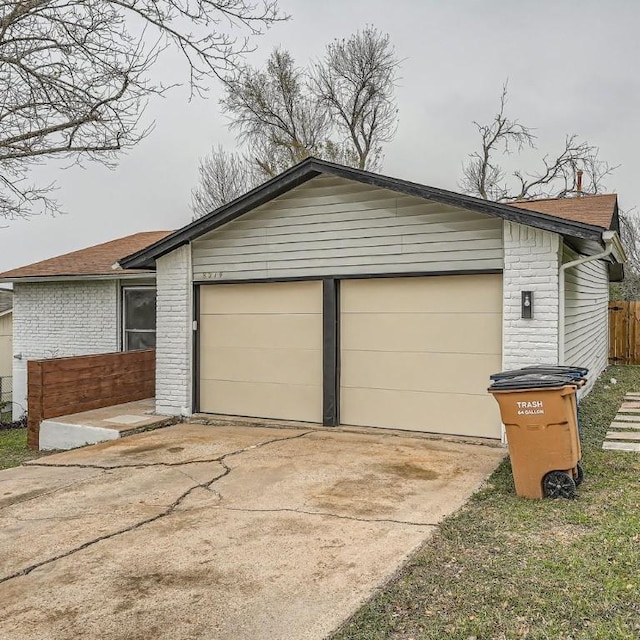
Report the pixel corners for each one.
[603,441,640,452]
[609,422,640,430]
[606,431,640,441]
[39,420,121,451]
[613,414,640,422]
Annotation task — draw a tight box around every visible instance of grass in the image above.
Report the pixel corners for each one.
[0,428,43,470]
[332,365,640,640]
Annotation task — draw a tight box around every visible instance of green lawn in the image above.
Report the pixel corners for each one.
[332,366,640,640]
[0,428,42,470]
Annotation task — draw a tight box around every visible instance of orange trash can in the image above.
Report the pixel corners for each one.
[488,374,584,499]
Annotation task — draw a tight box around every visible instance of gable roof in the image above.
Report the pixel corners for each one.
[0,231,172,281]
[118,158,619,270]
[510,194,618,231]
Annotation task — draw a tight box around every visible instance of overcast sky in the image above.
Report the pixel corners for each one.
[1,0,639,273]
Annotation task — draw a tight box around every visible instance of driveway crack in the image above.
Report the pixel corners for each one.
[23,430,314,472]
[0,430,313,585]
[218,506,438,527]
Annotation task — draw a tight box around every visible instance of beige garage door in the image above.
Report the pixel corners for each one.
[340,275,503,438]
[199,281,323,422]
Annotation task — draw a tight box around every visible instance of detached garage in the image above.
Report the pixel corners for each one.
[118,158,626,441]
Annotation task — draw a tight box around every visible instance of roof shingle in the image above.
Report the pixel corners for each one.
[510,194,617,230]
[0,231,173,280]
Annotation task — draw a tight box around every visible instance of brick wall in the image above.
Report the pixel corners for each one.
[502,221,561,369]
[155,245,192,416]
[28,349,155,448]
[12,280,120,419]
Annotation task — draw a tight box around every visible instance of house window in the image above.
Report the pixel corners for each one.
[122,287,156,351]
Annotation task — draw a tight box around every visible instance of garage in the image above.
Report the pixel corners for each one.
[340,275,503,438]
[199,281,323,422]
[117,159,624,442]
[198,274,502,439]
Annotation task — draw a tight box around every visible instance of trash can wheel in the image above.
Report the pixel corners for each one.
[543,471,577,499]
[573,462,584,487]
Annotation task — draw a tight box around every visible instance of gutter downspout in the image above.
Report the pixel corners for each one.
[558,231,622,363]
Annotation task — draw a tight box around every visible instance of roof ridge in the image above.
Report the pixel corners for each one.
[510,193,617,204]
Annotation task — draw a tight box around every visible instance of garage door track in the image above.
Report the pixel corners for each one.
[0,423,504,640]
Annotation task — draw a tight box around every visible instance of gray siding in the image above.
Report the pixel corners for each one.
[563,247,609,391]
[192,175,503,281]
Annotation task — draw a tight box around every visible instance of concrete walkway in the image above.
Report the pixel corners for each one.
[603,392,640,452]
[39,399,174,450]
[0,423,504,640]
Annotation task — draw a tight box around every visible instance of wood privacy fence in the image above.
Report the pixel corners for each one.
[27,349,155,449]
[609,301,640,365]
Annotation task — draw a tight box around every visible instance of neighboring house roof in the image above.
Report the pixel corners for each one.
[0,231,173,282]
[0,289,12,314]
[118,157,621,270]
[510,194,618,231]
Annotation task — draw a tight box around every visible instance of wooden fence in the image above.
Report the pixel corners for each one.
[609,301,640,365]
[27,349,155,449]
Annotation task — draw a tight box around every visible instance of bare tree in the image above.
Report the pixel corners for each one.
[222,48,333,178]
[0,0,285,219]
[312,26,400,171]
[461,83,617,201]
[191,27,400,218]
[611,210,640,300]
[191,146,259,217]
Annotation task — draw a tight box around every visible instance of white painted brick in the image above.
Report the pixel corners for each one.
[155,245,192,416]
[502,221,561,370]
[12,280,119,418]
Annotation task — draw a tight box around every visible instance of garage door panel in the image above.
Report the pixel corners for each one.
[201,346,321,386]
[340,388,501,439]
[340,275,502,438]
[200,314,322,350]
[341,312,501,354]
[199,281,322,422]
[200,281,321,314]
[341,275,502,314]
[200,380,321,422]
[341,351,501,394]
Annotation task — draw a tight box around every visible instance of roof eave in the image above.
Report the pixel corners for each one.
[0,272,157,284]
[119,158,609,269]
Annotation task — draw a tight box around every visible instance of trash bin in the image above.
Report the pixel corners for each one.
[488,372,585,499]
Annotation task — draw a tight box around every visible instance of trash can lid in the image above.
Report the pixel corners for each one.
[489,373,579,390]
[520,364,589,376]
[490,366,588,381]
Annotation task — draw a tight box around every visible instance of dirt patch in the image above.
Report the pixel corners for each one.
[118,567,259,598]
[378,462,440,481]
[167,447,184,453]
[119,443,167,455]
[313,474,407,516]
[0,488,47,508]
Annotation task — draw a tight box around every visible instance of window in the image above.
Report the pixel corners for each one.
[122,287,156,351]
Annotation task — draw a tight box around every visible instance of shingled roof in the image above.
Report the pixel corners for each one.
[510,194,618,231]
[0,231,172,281]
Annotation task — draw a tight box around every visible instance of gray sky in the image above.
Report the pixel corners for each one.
[2,0,639,273]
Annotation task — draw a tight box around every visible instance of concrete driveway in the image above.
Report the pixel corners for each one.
[0,423,504,640]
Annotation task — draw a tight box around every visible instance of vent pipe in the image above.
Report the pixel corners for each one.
[576,169,583,197]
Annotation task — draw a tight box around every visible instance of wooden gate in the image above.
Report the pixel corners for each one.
[609,301,640,364]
